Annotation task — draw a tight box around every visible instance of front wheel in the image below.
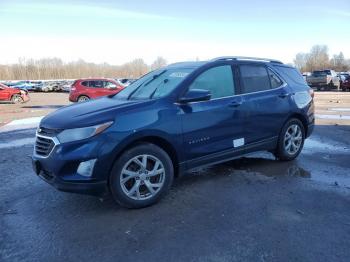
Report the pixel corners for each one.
[11,94,24,104]
[109,143,174,208]
[275,119,305,161]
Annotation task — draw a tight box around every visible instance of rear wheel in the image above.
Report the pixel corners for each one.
[11,94,23,104]
[109,143,174,208]
[78,95,90,102]
[275,119,305,161]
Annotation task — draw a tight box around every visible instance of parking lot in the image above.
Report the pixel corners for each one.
[1,92,350,261]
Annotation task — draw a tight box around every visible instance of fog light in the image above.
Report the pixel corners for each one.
[77,159,97,177]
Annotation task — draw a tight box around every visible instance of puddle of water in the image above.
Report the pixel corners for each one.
[192,150,350,189]
[315,114,350,120]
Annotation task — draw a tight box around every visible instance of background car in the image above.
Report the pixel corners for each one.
[306,70,340,91]
[341,75,350,91]
[69,78,124,102]
[0,83,30,103]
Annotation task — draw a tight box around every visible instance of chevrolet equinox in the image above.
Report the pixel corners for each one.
[32,56,315,208]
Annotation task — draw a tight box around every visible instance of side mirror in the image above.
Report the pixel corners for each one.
[179,89,211,103]
[107,84,117,89]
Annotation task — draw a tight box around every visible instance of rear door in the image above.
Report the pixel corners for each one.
[82,80,105,98]
[238,63,290,144]
[180,64,245,161]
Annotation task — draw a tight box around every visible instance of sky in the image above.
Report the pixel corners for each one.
[0,0,349,65]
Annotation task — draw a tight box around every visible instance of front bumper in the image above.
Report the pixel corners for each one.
[32,159,107,195]
[32,158,108,196]
[31,133,119,196]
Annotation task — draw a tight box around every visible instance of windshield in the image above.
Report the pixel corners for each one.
[115,68,194,100]
[313,70,330,76]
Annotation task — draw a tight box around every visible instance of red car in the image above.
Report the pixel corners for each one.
[69,78,124,102]
[0,83,30,103]
[341,76,350,92]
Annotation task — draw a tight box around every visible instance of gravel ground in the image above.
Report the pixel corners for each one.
[0,92,350,262]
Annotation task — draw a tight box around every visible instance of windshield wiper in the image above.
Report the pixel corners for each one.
[150,78,169,99]
[128,70,166,100]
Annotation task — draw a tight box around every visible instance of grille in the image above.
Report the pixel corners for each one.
[37,127,62,137]
[35,136,55,157]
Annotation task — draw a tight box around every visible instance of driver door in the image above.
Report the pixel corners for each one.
[179,65,245,164]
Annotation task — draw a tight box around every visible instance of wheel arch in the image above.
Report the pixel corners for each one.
[78,94,90,98]
[110,135,180,179]
[285,113,308,136]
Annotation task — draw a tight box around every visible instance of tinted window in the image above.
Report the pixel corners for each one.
[275,66,307,86]
[240,65,270,93]
[268,69,283,88]
[81,81,89,87]
[189,65,235,99]
[90,81,104,88]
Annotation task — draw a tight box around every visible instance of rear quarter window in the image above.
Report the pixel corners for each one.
[274,66,307,86]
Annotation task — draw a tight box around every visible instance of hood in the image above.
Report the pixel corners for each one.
[41,96,154,129]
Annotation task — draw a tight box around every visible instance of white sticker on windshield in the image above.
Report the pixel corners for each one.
[169,72,189,78]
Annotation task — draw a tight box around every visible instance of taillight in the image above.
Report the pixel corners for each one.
[309,88,314,98]
[71,87,76,91]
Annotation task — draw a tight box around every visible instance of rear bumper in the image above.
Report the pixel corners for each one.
[306,123,314,138]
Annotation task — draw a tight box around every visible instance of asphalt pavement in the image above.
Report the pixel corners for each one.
[1,122,350,262]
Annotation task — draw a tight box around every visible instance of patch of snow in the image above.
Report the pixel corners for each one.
[0,137,35,149]
[329,108,350,112]
[0,116,43,133]
[315,114,350,120]
[304,137,349,153]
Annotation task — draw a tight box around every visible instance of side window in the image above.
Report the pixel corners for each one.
[240,65,271,93]
[189,65,235,99]
[268,69,283,88]
[89,80,103,88]
[104,81,117,88]
[81,81,89,87]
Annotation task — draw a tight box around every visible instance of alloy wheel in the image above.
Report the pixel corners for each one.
[284,124,302,155]
[120,154,165,200]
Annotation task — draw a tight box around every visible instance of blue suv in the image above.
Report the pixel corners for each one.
[32,57,314,208]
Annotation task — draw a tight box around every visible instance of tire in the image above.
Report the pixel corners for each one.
[275,118,305,161]
[78,95,90,102]
[11,94,24,104]
[109,143,174,208]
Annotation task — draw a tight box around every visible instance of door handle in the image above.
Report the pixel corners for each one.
[278,92,291,98]
[228,100,243,107]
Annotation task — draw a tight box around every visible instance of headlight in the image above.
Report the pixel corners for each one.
[57,121,113,143]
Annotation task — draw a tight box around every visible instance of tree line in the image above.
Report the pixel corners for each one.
[0,57,167,81]
[294,45,350,73]
[1,46,349,80]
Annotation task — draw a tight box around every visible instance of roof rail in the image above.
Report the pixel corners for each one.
[211,56,283,64]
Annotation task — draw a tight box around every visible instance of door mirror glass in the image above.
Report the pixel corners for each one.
[108,84,117,89]
[179,89,211,103]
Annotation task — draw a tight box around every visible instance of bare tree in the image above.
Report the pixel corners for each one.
[294,53,308,72]
[293,45,350,72]
[151,56,167,70]
[0,57,154,80]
